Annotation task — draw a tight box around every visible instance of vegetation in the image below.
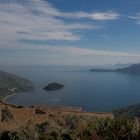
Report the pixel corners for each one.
[0,131,27,140]
[1,107,14,122]
[0,114,140,140]
[0,71,33,99]
[44,82,64,91]
[113,103,140,118]
[77,115,138,140]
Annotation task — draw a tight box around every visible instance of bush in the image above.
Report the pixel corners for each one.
[36,121,49,133]
[0,114,140,140]
[0,131,26,140]
[64,115,79,129]
[76,115,138,140]
[1,107,14,122]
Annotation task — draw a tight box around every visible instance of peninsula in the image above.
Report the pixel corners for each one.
[90,63,140,74]
[0,71,33,100]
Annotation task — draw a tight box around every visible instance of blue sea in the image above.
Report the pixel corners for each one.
[1,65,140,112]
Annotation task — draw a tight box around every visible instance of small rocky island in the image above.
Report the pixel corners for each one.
[44,82,64,91]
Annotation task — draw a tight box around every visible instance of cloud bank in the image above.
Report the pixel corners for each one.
[18,45,140,57]
[0,0,119,43]
[0,0,140,65]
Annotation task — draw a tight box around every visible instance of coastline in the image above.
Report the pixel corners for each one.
[1,92,17,103]
[0,86,34,104]
[1,86,140,116]
[2,90,140,118]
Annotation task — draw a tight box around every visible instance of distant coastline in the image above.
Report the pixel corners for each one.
[1,65,140,113]
[90,63,140,74]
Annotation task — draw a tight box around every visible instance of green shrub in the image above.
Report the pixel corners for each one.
[36,121,49,133]
[64,115,79,129]
[0,114,139,140]
[0,131,26,140]
[1,107,14,122]
[76,115,138,140]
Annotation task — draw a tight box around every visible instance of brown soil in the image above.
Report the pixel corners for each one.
[0,102,114,131]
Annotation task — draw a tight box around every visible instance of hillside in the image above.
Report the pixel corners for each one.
[113,103,140,118]
[116,63,140,74]
[0,102,140,140]
[0,71,33,99]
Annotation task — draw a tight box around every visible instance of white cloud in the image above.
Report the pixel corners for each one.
[127,13,140,24]
[90,11,120,20]
[0,0,92,42]
[66,11,120,20]
[29,0,120,21]
[18,44,140,57]
[0,0,119,44]
[19,31,81,41]
[1,42,140,65]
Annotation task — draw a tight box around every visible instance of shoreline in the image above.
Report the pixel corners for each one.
[1,89,140,116]
[2,91,140,117]
[0,86,34,104]
[0,99,114,117]
[2,92,17,103]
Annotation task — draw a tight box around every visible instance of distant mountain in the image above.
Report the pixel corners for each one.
[90,63,140,74]
[0,71,33,99]
[116,63,140,73]
[114,63,132,69]
[90,69,114,72]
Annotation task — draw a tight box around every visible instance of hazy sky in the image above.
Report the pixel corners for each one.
[0,0,140,65]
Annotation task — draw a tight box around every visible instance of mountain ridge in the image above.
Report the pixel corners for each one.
[90,63,140,74]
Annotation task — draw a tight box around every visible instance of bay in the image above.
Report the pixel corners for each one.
[1,65,140,112]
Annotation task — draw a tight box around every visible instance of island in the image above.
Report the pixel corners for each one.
[90,63,140,74]
[43,82,64,91]
[0,71,33,100]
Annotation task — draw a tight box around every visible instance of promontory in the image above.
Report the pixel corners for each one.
[0,71,33,100]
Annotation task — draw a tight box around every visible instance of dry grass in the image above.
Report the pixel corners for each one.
[0,102,113,132]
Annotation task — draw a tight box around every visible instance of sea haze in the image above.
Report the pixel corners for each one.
[1,65,140,112]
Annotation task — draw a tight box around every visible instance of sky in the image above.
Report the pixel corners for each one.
[0,0,140,65]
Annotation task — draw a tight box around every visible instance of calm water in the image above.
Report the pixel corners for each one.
[1,65,140,112]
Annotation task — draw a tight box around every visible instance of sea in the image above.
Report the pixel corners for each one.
[1,65,140,112]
